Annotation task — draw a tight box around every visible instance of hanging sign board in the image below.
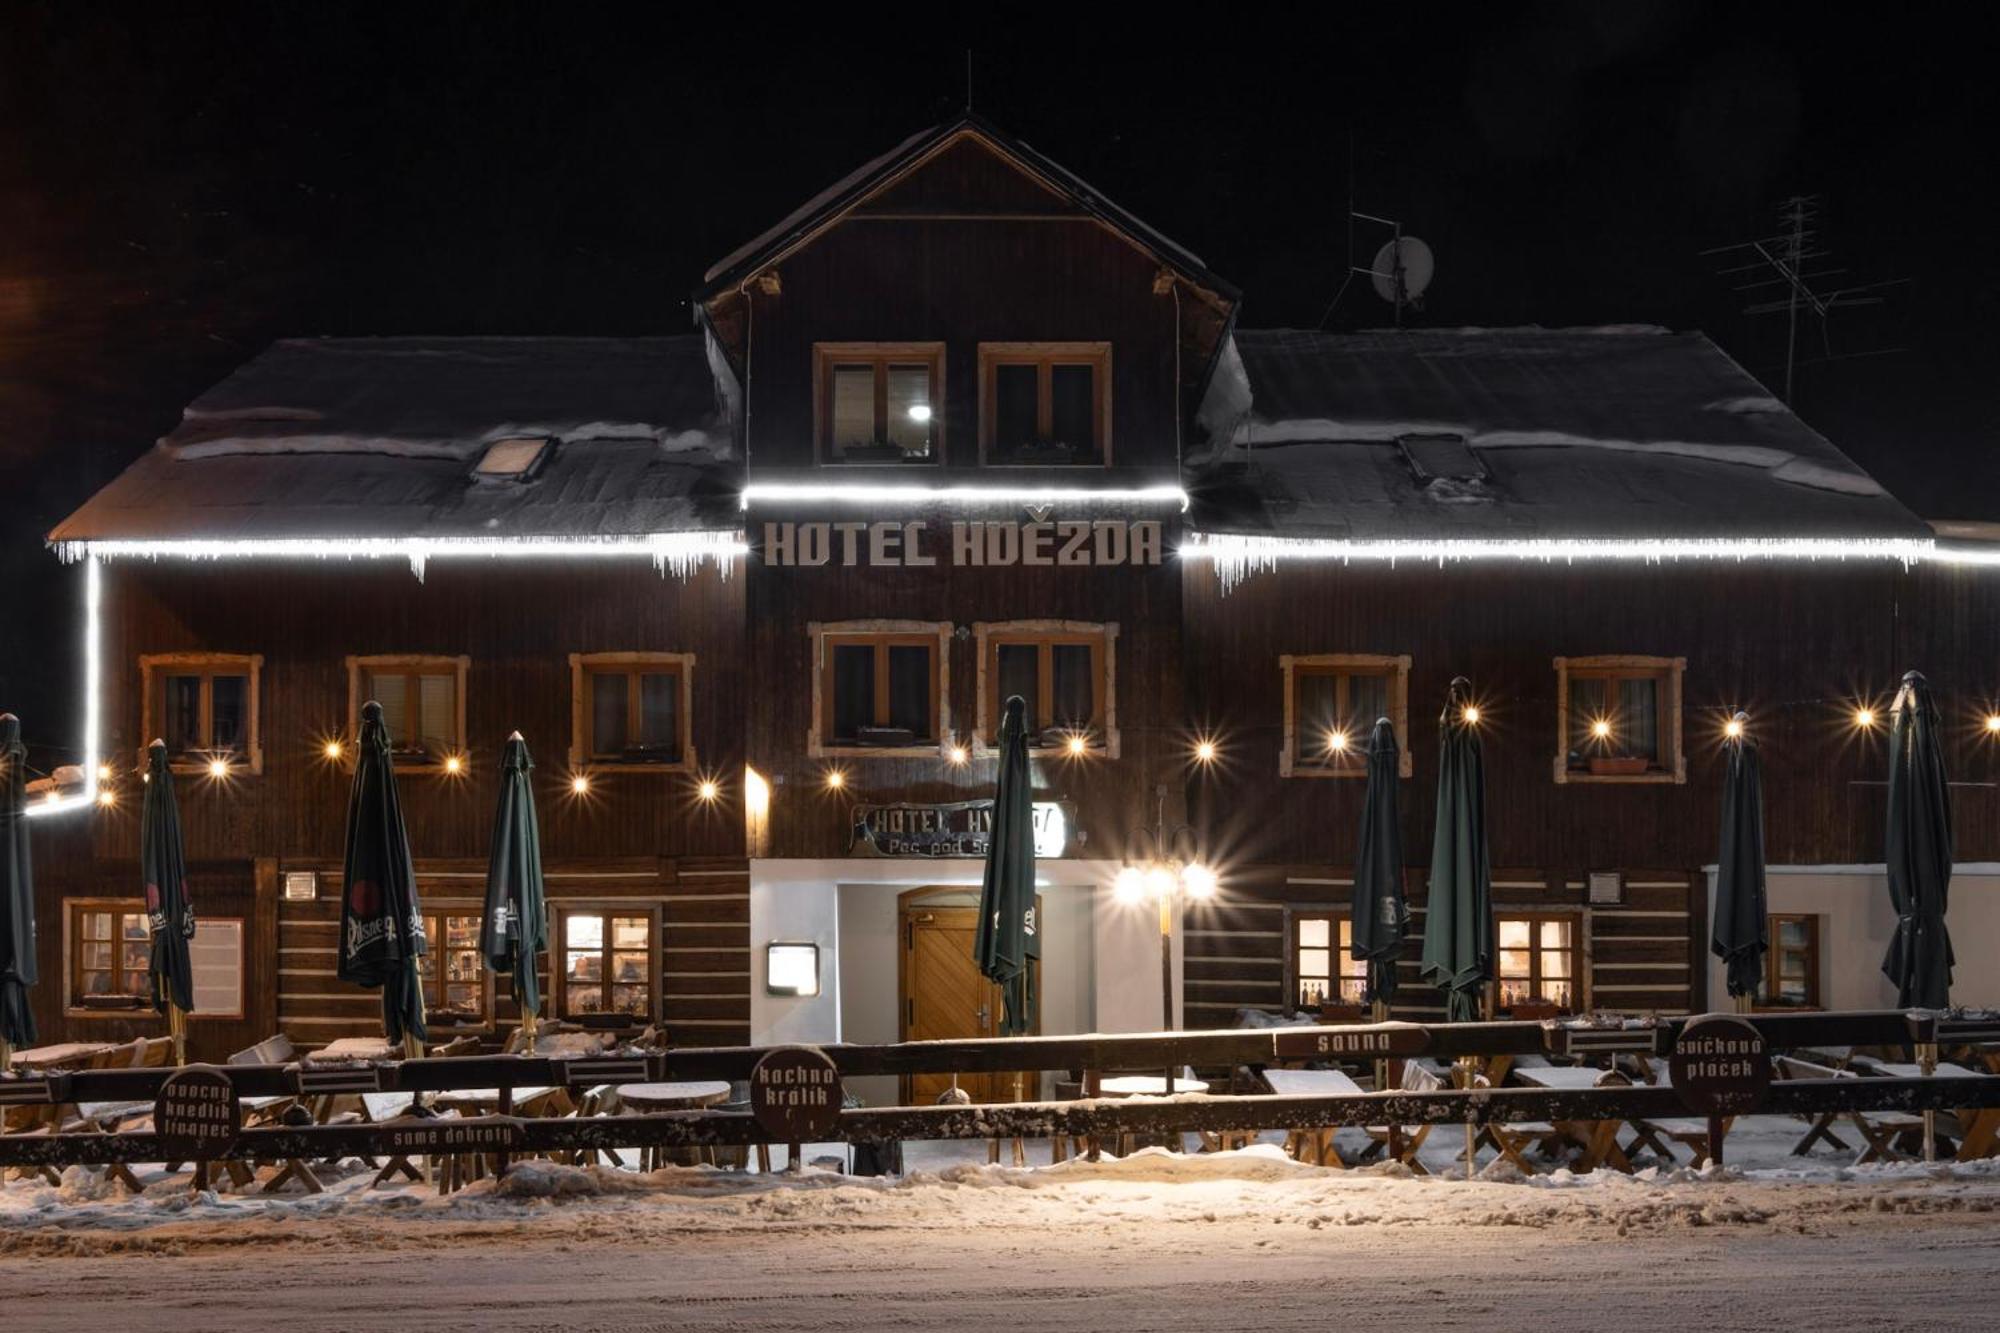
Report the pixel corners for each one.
[750,1046,843,1141]
[849,799,1071,858]
[153,1066,242,1161]
[1668,1013,1771,1115]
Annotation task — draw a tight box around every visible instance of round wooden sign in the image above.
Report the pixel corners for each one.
[749,1045,843,1141]
[1669,1013,1771,1116]
[153,1065,242,1160]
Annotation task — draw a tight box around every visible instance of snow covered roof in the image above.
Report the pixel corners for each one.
[1188,327,1929,541]
[49,336,742,544]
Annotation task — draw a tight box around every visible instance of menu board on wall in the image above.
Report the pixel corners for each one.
[190,918,245,1018]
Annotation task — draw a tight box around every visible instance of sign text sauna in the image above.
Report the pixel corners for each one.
[763,519,1163,567]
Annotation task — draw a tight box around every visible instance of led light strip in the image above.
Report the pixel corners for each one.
[739,482,1190,509]
[26,555,99,820]
[58,531,749,581]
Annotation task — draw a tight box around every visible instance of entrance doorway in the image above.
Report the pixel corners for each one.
[897,886,1039,1105]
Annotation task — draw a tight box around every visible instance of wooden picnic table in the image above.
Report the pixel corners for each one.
[1259,1067,1361,1166]
[1964,1052,2000,1161]
[7,1042,116,1072]
[1511,1065,1633,1173]
[307,1037,398,1064]
[613,1081,734,1170]
[1098,1075,1209,1097]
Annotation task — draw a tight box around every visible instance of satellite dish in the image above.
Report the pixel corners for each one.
[1370,236,1435,305]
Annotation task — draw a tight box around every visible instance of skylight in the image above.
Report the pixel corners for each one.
[472,436,553,480]
[1398,433,1487,485]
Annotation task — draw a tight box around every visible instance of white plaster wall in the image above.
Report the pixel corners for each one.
[1704,866,2000,1010]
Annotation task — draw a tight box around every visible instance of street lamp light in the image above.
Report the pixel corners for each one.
[1118,786,1217,1093]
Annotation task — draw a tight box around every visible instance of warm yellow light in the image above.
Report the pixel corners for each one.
[96,788,116,809]
[570,773,591,795]
[948,744,969,766]
[1326,729,1349,754]
[207,757,230,779]
[43,790,59,805]
[442,754,464,775]
[1114,867,1146,905]
[697,779,720,802]
[96,762,114,783]
[1182,863,1218,899]
[1724,717,1745,740]
[824,768,845,790]
[1145,866,1177,900]
[1066,733,1089,757]
[1854,707,1876,729]
[1193,738,1218,764]
[323,739,344,761]
[745,766,770,816]
[1590,718,1613,740]
[1985,714,2000,736]
[1461,705,1480,726]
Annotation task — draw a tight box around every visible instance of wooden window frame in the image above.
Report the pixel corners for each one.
[972,620,1120,758]
[1278,654,1412,778]
[553,904,660,1023]
[977,341,1113,466]
[1757,912,1823,1011]
[419,904,495,1030]
[1493,910,1584,1014]
[138,652,265,775]
[62,897,156,1019]
[806,620,953,759]
[1552,655,1687,784]
[1284,906,1370,1011]
[345,654,471,773]
[812,342,946,465]
[567,652,697,772]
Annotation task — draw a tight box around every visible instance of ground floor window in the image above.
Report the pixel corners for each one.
[1495,912,1578,1011]
[1289,910,1369,1008]
[556,907,656,1020]
[421,910,491,1025]
[68,900,150,1010]
[1757,913,1821,1009]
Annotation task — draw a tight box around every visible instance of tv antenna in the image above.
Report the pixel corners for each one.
[1323,209,1433,329]
[1701,195,1904,404]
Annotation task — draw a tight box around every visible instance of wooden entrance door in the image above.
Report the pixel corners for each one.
[898,892,1038,1106]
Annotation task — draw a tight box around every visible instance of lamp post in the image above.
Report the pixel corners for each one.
[1115,787,1217,1093]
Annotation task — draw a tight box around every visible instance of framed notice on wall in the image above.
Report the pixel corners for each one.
[189,918,246,1019]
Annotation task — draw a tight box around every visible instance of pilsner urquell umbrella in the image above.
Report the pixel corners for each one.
[1420,678,1493,1023]
[337,700,429,1055]
[481,732,548,1048]
[141,739,197,1063]
[974,695,1037,1035]
[1349,717,1408,1013]
[0,714,36,1070]
[1883,671,1954,1009]
[1711,715,1768,1011]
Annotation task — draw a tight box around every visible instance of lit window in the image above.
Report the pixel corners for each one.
[815,344,943,463]
[1291,913,1368,1009]
[979,343,1111,465]
[472,436,553,480]
[1555,655,1686,782]
[558,909,654,1020]
[68,902,151,1010]
[810,623,949,755]
[419,911,490,1025]
[348,655,468,768]
[1495,914,1578,1012]
[1757,914,1821,1009]
[570,654,693,768]
[140,654,263,773]
[1280,654,1410,778]
[977,623,1115,753]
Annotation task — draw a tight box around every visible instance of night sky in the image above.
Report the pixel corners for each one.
[3,4,1995,758]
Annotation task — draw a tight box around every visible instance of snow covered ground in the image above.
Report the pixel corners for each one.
[5,1116,2000,1331]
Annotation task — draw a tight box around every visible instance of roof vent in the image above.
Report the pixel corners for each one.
[472,436,554,482]
[1397,433,1487,485]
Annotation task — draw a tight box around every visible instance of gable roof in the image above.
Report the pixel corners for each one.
[698,115,1239,303]
[49,336,741,544]
[1189,327,1931,542]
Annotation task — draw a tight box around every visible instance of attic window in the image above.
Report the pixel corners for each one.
[473,436,553,480]
[1398,433,1486,485]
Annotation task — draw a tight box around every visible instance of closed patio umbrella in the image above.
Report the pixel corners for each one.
[1711,715,1768,1011]
[974,695,1037,1036]
[337,700,428,1055]
[481,732,548,1049]
[141,739,197,1063]
[1420,678,1493,1023]
[1883,671,1954,1009]
[1349,717,1408,1013]
[0,715,36,1070]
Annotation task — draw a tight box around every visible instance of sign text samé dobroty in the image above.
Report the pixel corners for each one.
[764,519,1163,568]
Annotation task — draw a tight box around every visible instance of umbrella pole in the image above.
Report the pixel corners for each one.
[0,1039,10,1075]
[521,1006,539,1052]
[1371,997,1388,1092]
[168,1003,187,1066]
[1159,894,1175,1094]
[1920,1040,1939,1164]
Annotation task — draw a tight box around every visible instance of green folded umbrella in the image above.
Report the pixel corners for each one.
[1711,716,1768,1005]
[1349,717,1408,1008]
[481,732,548,1043]
[1420,678,1493,1023]
[0,714,37,1067]
[337,700,428,1051]
[141,739,197,1061]
[974,695,1037,1035]
[1883,671,1954,1009]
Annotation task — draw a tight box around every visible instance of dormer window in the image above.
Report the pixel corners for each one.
[814,343,943,463]
[979,343,1111,466]
[473,436,554,480]
[1398,433,1486,485]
